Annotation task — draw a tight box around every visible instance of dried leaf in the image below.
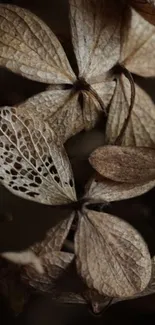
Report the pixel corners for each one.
[22,251,74,292]
[0,4,75,83]
[69,0,122,83]
[18,90,84,143]
[82,81,115,130]
[1,250,43,273]
[105,75,155,146]
[75,209,151,297]
[129,0,155,25]
[121,7,155,77]
[0,2,122,138]
[85,177,155,202]
[89,146,155,183]
[83,289,112,314]
[32,214,75,255]
[21,214,75,291]
[0,106,76,205]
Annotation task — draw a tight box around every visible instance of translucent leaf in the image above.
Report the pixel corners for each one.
[89,146,155,183]
[69,0,122,83]
[81,81,115,130]
[0,4,75,83]
[105,75,155,147]
[0,106,76,205]
[75,209,151,297]
[18,90,83,143]
[85,177,155,202]
[129,0,155,25]
[21,215,75,292]
[22,251,74,292]
[32,214,75,254]
[121,7,155,76]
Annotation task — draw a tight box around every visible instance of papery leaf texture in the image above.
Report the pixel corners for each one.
[69,0,122,82]
[129,0,155,25]
[0,4,75,84]
[32,216,75,255]
[22,251,74,292]
[85,177,155,203]
[0,106,76,204]
[89,146,155,183]
[21,215,75,291]
[121,7,155,77]
[0,1,122,139]
[105,75,155,146]
[75,209,151,297]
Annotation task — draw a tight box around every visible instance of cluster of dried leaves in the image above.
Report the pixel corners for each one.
[0,0,155,314]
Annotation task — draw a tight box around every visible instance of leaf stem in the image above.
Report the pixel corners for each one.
[114,64,135,145]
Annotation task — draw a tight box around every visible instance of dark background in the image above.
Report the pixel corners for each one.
[0,0,155,323]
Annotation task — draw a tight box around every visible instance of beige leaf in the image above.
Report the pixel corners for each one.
[0,4,75,83]
[32,214,75,255]
[1,250,43,273]
[21,214,75,292]
[18,89,84,143]
[81,81,115,130]
[129,0,155,25]
[121,7,155,76]
[92,81,116,107]
[0,106,76,205]
[69,0,122,83]
[105,75,155,147]
[89,146,155,183]
[85,177,155,202]
[22,251,74,292]
[75,209,151,297]
[83,289,112,313]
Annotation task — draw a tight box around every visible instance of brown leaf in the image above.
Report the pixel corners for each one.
[105,75,155,146]
[32,215,75,255]
[129,0,155,25]
[121,7,155,77]
[22,251,74,293]
[82,81,115,130]
[85,177,155,202]
[83,289,112,314]
[0,106,76,205]
[89,146,155,183]
[18,90,84,143]
[1,250,43,273]
[75,209,151,297]
[0,2,121,137]
[69,0,122,83]
[0,4,75,84]
[21,214,75,292]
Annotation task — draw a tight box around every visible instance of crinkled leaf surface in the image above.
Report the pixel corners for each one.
[129,0,155,25]
[22,251,74,292]
[89,146,155,183]
[18,90,83,143]
[21,215,75,291]
[121,7,155,76]
[0,2,121,137]
[85,177,155,202]
[69,0,122,82]
[32,215,75,255]
[0,4,75,84]
[75,209,151,297]
[105,75,155,146]
[0,106,76,204]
